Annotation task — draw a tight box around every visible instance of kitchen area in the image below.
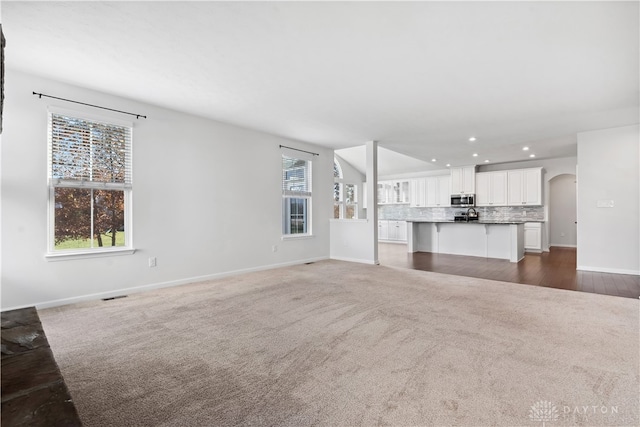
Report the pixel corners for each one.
[378,165,545,263]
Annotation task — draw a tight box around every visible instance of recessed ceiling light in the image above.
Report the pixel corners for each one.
[523,146,530,151]
[529,154,536,158]
[484,159,490,163]
[472,153,478,157]
[431,158,437,162]
[446,163,451,167]
[469,137,477,142]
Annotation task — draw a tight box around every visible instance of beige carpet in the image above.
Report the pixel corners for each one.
[39,260,639,426]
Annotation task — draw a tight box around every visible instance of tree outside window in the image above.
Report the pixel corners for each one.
[49,113,132,251]
[333,158,358,219]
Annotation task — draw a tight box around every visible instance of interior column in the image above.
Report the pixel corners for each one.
[366,140,379,264]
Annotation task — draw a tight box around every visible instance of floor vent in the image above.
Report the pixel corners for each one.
[102,295,128,301]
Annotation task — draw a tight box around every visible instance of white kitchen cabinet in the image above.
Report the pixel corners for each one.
[425,175,451,207]
[399,221,407,241]
[425,177,437,207]
[377,182,388,204]
[450,166,476,195]
[390,220,407,241]
[395,181,410,203]
[523,169,541,205]
[508,171,523,205]
[410,178,426,207]
[378,180,410,204]
[476,171,508,206]
[378,220,389,240]
[438,176,452,207]
[476,173,490,206]
[524,222,542,252]
[508,168,542,206]
[379,220,407,242]
[377,182,392,204]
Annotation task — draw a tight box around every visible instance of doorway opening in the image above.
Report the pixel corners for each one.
[549,174,577,248]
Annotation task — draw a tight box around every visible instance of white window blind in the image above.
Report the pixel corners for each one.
[49,113,132,189]
[282,155,311,197]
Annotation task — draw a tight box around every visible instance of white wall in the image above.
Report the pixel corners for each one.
[1,70,333,310]
[330,141,378,265]
[329,219,375,264]
[330,154,369,263]
[577,125,639,274]
[549,174,577,247]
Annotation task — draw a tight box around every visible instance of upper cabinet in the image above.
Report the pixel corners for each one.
[390,167,542,208]
[507,168,542,206]
[395,180,410,203]
[410,178,426,207]
[426,175,451,207]
[378,180,410,204]
[476,171,508,206]
[450,166,476,195]
[377,182,390,204]
[410,176,451,207]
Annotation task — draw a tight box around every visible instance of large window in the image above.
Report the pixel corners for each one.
[282,155,312,235]
[333,158,358,219]
[48,111,132,253]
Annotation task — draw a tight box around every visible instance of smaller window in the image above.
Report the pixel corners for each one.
[344,183,357,219]
[333,160,343,179]
[282,155,312,235]
[333,158,358,219]
[333,182,341,219]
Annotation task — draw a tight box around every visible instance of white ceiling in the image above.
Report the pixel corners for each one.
[3,1,639,174]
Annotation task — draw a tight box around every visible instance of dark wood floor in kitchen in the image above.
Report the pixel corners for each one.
[378,243,640,299]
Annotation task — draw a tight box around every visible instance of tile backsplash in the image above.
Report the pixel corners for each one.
[378,204,545,222]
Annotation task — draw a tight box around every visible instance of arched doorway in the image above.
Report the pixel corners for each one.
[549,174,577,248]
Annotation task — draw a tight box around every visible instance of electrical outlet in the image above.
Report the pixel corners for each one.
[560,232,565,237]
[148,257,157,267]
[272,245,278,253]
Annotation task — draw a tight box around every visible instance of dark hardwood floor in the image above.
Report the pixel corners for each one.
[378,243,640,299]
[1,307,82,426]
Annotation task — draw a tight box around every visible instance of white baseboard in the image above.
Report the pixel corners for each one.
[3,256,330,312]
[577,265,640,276]
[378,240,407,244]
[550,244,577,248]
[330,256,379,265]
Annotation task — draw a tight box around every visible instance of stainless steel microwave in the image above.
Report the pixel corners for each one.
[451,194,475,207]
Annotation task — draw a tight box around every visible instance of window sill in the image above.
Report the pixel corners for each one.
[329,218,368,223]
[281,234,314,241]
[45,248,136,262]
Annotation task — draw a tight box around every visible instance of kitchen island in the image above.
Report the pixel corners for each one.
[406,220,526,262]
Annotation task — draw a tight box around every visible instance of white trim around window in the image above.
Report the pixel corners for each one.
[46,107,135,259]
[282,154,313,237]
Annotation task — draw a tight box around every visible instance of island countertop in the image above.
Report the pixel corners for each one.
[406,221,527,262]
[386,219,544,224]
